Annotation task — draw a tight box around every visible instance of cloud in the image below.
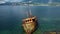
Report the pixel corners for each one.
[0,0,23,4]
[0,0,9,4]
[0,0,4,1]
[8,0,23,2]
[0,0,23,2]
[4,0,9,2]
[0,1,5,4]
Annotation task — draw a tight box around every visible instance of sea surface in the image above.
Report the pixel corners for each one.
[0,5,60,34]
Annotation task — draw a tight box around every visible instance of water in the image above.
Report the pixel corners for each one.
[0,5,60,34]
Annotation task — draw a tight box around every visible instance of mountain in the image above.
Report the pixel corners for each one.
[0,2,60,6]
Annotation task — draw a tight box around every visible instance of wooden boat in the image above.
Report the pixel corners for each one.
[22,10,37,34]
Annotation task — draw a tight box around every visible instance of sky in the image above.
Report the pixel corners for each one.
[0,0,60,3]
[0,0,49,2]
[0,0,23,3]
[0,0,23,2]
[0,0,53,2]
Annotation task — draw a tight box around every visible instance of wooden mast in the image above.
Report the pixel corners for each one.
[22,1,37,34]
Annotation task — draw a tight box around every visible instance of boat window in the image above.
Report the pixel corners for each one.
[32,19,35,22]
[25,20,27,22]
[27,20,29,22]
[30,19,31,21]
